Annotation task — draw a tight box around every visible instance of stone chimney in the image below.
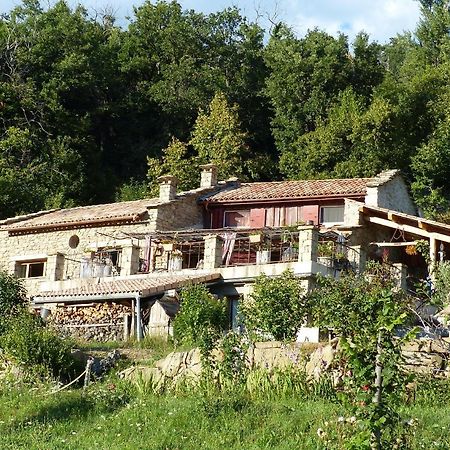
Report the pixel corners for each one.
[200,164,218,188]
[158,175,178,202]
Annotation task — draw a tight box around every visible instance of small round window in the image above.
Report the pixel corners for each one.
[69,235,80,249]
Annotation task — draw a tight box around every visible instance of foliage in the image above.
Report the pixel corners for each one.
[432,261,450,308]
[0,270,74,379]
[217,331,249,385]
[240,269,306,341]
[147,137,198,193]
[2,1,450,217]
[172,283,227,347]
[0,311,75,379]
[114,179,149,202]
[308,264,414,448]
[189,92,249,181]
[0,271,27,333]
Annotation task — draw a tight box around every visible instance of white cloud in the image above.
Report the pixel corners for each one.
[0,0,422,43]
[284,0,421,43]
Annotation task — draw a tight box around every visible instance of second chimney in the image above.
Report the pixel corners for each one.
[158,175,178,202]
[200,164,218,188]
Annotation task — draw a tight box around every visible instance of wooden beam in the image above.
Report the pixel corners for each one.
[370,241,417,247]
[365,216,450,244]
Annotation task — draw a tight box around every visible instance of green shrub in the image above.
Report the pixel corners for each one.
[0,272,27,334]
[240,269,306,340]
[173,284,227,347]
[0,311,75,379]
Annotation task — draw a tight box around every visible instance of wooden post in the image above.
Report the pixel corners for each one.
[123,313,130,341]
[84,357,94,389]
[430,236,437,274]
[136,294,143,342]
[373,330,383,450]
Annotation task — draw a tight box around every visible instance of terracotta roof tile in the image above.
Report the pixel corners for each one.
[34,272,221,301]
[204,178,373,203]
[5,198,159,231]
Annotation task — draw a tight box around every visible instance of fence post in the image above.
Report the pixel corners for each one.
[84,356,94,389]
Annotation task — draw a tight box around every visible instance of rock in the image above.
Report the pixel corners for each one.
[305,343,336,380]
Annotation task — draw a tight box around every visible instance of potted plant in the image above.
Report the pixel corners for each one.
[256,236,271,264]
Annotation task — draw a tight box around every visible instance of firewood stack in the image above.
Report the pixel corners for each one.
[48,302,131,342]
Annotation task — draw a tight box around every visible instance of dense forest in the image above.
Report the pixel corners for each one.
[1,0,450,219]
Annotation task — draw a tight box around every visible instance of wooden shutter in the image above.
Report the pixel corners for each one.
[250,208,266,228]
[301,205,319,225]
[211,209,224,229]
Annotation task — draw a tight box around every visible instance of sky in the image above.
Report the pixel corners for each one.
[0,0,422,43]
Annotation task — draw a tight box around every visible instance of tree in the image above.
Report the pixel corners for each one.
[279,89,403,180]
[190,92,249,181]
[411,101,450,216]
[264,26,353,172]
[147,137,198,193]
[122,2,271,179]
[308,264,413,448]
[241,270,305,340]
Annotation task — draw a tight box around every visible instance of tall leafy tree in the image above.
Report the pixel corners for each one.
[190,92,249,181]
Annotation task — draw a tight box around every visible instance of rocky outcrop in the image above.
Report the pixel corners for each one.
[120,348,203,390]
[120,338,450,389]
[119,341,334,388]
[401,339,450,376]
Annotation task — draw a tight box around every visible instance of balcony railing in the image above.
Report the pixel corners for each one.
[221,230,300,267]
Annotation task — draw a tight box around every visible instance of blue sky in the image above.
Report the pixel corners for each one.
[1,0,422,43]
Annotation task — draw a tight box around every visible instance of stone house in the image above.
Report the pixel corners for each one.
[0,165,444,341]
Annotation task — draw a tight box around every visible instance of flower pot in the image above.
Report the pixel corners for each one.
[256,250,271,265]
[249,234,262,244]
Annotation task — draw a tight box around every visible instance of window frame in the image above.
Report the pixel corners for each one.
[223,209,251,228]
[17,260,47,279]
[319,205,345,226]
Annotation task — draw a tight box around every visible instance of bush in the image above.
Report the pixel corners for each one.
[0,311,76,379]
[173,284,227,347]
[0,272,27,334]
[240,269,306,340]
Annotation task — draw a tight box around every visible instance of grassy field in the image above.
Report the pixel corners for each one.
[1,373,450,450]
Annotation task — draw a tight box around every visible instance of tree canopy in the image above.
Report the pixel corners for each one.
[2,0,450,219]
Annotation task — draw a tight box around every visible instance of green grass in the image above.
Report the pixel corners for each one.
[2,375,450,450]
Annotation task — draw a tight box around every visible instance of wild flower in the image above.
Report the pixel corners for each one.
[317,428,326,438]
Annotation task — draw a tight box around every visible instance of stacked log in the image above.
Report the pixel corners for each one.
[48,302,131,342]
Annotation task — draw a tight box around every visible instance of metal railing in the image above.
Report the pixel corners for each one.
[221,231,300,267]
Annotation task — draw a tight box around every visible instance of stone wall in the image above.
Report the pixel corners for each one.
[121,339,450,389]
[365,170,417,215]
[402,339,450,376]
[0,223,152,296]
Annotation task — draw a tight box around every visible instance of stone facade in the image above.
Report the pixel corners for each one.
[0,184,214,297]
[365,170,417,215]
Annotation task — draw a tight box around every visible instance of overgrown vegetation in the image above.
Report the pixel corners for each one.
[0,272,75,379]
[307,265,414,448]
[172,283,227,347]
[240,269,306,340]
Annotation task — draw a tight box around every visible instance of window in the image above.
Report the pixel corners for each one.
[320,206,344,225]
[17,260,46,278]
[223,210,250,228]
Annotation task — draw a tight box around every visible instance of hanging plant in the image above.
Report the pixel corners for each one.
[405,244,417,256]
[415,239,431,264]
